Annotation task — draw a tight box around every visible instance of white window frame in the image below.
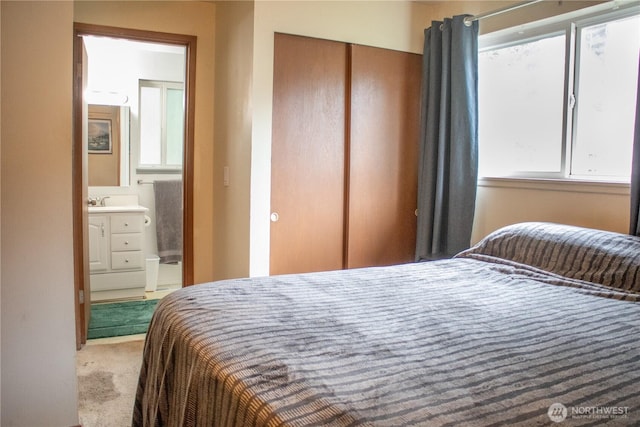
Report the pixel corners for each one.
[137,79,185,173]
[478,1,640,184]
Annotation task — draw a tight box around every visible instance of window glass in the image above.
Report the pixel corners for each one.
[478,34,566,176]
[138,81,184,169]
[478,6,639,183]
[166,88,184,166]
[571,14,640,179]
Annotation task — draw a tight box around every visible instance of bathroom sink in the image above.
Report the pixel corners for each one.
[88,205,149,213]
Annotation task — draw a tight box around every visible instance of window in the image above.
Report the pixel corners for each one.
[478,5,640,182]
[139,80,184,170]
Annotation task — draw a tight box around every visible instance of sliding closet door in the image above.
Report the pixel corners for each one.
[346,45,421,268]
[270,34,347,275]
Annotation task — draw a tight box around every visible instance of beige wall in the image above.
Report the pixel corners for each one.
[74,1,216,284]
[1,1,78,425]
[212,1,254,280]
[473,180,630,244]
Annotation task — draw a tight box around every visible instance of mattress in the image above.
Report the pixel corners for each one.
[133,222,640,426]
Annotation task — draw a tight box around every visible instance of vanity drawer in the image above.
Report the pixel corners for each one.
[111,251,144,270]
[111,233,143,251]
[111,215,144,233]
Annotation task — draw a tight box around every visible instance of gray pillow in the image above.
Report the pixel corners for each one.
[457,222,640,292]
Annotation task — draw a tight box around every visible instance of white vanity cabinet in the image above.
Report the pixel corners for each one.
[88,206,148,301]
[110,214,145,271]
[88,215,109,272]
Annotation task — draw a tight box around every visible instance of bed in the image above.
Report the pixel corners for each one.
[133,222,640,426]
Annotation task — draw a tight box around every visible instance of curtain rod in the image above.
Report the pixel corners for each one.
[464,0,547,26]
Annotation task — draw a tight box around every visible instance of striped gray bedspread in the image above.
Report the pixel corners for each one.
[134,223,640,426]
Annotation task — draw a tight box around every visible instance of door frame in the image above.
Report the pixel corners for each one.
[72,23,197,348]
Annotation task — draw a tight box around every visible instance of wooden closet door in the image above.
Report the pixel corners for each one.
[346,45,421,268]
[270,33,347,275]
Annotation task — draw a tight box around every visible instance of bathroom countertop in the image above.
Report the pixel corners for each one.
[88,205,149,214]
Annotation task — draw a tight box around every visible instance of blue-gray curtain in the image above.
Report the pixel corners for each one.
[631,56,640,236]
[416,15,479,261]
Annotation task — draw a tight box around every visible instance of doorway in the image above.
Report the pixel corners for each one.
[72,23,196,348]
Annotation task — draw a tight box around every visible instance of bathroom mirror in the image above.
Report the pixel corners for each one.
[88,104,130,187]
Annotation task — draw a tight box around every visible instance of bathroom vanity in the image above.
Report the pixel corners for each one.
[88,205,149,301]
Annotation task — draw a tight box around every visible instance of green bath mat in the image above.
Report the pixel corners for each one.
[88,299,159,339]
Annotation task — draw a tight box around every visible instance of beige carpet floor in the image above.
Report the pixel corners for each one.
[77,338,145,427]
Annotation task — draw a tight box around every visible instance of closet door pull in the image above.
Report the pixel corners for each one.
[270,212,280,223]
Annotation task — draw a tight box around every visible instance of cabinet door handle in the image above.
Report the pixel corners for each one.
[270,212,279,222]
[101,224,105,237]
[125,259,129,263]
[124,241,129,245]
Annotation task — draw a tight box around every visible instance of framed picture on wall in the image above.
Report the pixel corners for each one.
[88,118,113,153]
